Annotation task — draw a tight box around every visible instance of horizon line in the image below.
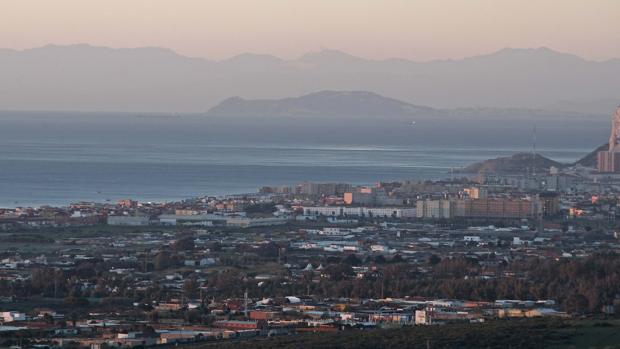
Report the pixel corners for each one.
[2,43,619,64]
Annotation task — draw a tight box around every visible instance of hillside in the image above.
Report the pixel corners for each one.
[461,153,565,174]
[461,144,607,174]
[574,143,608,168]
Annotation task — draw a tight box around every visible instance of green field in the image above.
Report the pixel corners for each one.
[554,319,620,349]
[165,318,620,349]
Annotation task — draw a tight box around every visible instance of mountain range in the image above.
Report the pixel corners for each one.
[0,44,618,113]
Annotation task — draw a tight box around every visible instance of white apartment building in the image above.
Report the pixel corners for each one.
[302,206,415,218]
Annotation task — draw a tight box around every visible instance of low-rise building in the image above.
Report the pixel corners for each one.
[107,215,150,226]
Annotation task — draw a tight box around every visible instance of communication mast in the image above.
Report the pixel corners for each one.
[532,123,537,177]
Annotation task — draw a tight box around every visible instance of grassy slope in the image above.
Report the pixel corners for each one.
[175,318,620,349]
[185,319,572,349]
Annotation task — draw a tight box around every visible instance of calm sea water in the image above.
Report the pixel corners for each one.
[0,111,609,207]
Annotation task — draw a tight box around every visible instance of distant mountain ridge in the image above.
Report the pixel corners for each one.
[206,91,438,118]
[0,44,618,113]
[205,90,606,122]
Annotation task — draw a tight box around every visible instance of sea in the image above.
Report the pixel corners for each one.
[0,110,609,208]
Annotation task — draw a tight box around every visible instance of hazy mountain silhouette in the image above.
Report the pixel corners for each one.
[0,44,618,113]
[206,91,438,118]
[206,90,602,123]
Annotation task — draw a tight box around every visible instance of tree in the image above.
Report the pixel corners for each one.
[244,203,276,217]
[374,255,386,264]
[148,311,159,323]
[342,254,362,266]
[69,312,78,327]
[428,254,441,266]
[391,254,404,263]
[173,236,195,251]
[565,293,589,314]
[324,264,353,281]
[183,277,199,299]
[154,251,173,271]
[184,309,202,324]
[43,313,54,324]
[256,242,279,259]
[31,268,66,297]
[65,296,90,307]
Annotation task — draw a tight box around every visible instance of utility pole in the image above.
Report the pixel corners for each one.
[144,249,148,273]
[244,289,249,320]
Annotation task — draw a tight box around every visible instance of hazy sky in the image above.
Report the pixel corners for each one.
[2,0,619,61]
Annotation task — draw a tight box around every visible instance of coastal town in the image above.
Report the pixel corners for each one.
[2,1,620,347]
[3,141,620,347]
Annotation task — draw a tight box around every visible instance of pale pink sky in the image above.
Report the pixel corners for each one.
[2,0,619,60]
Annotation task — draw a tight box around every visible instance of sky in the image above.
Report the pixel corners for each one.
[1,0,619,61]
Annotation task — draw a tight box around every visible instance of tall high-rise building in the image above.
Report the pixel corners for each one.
[598,106,620,172]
